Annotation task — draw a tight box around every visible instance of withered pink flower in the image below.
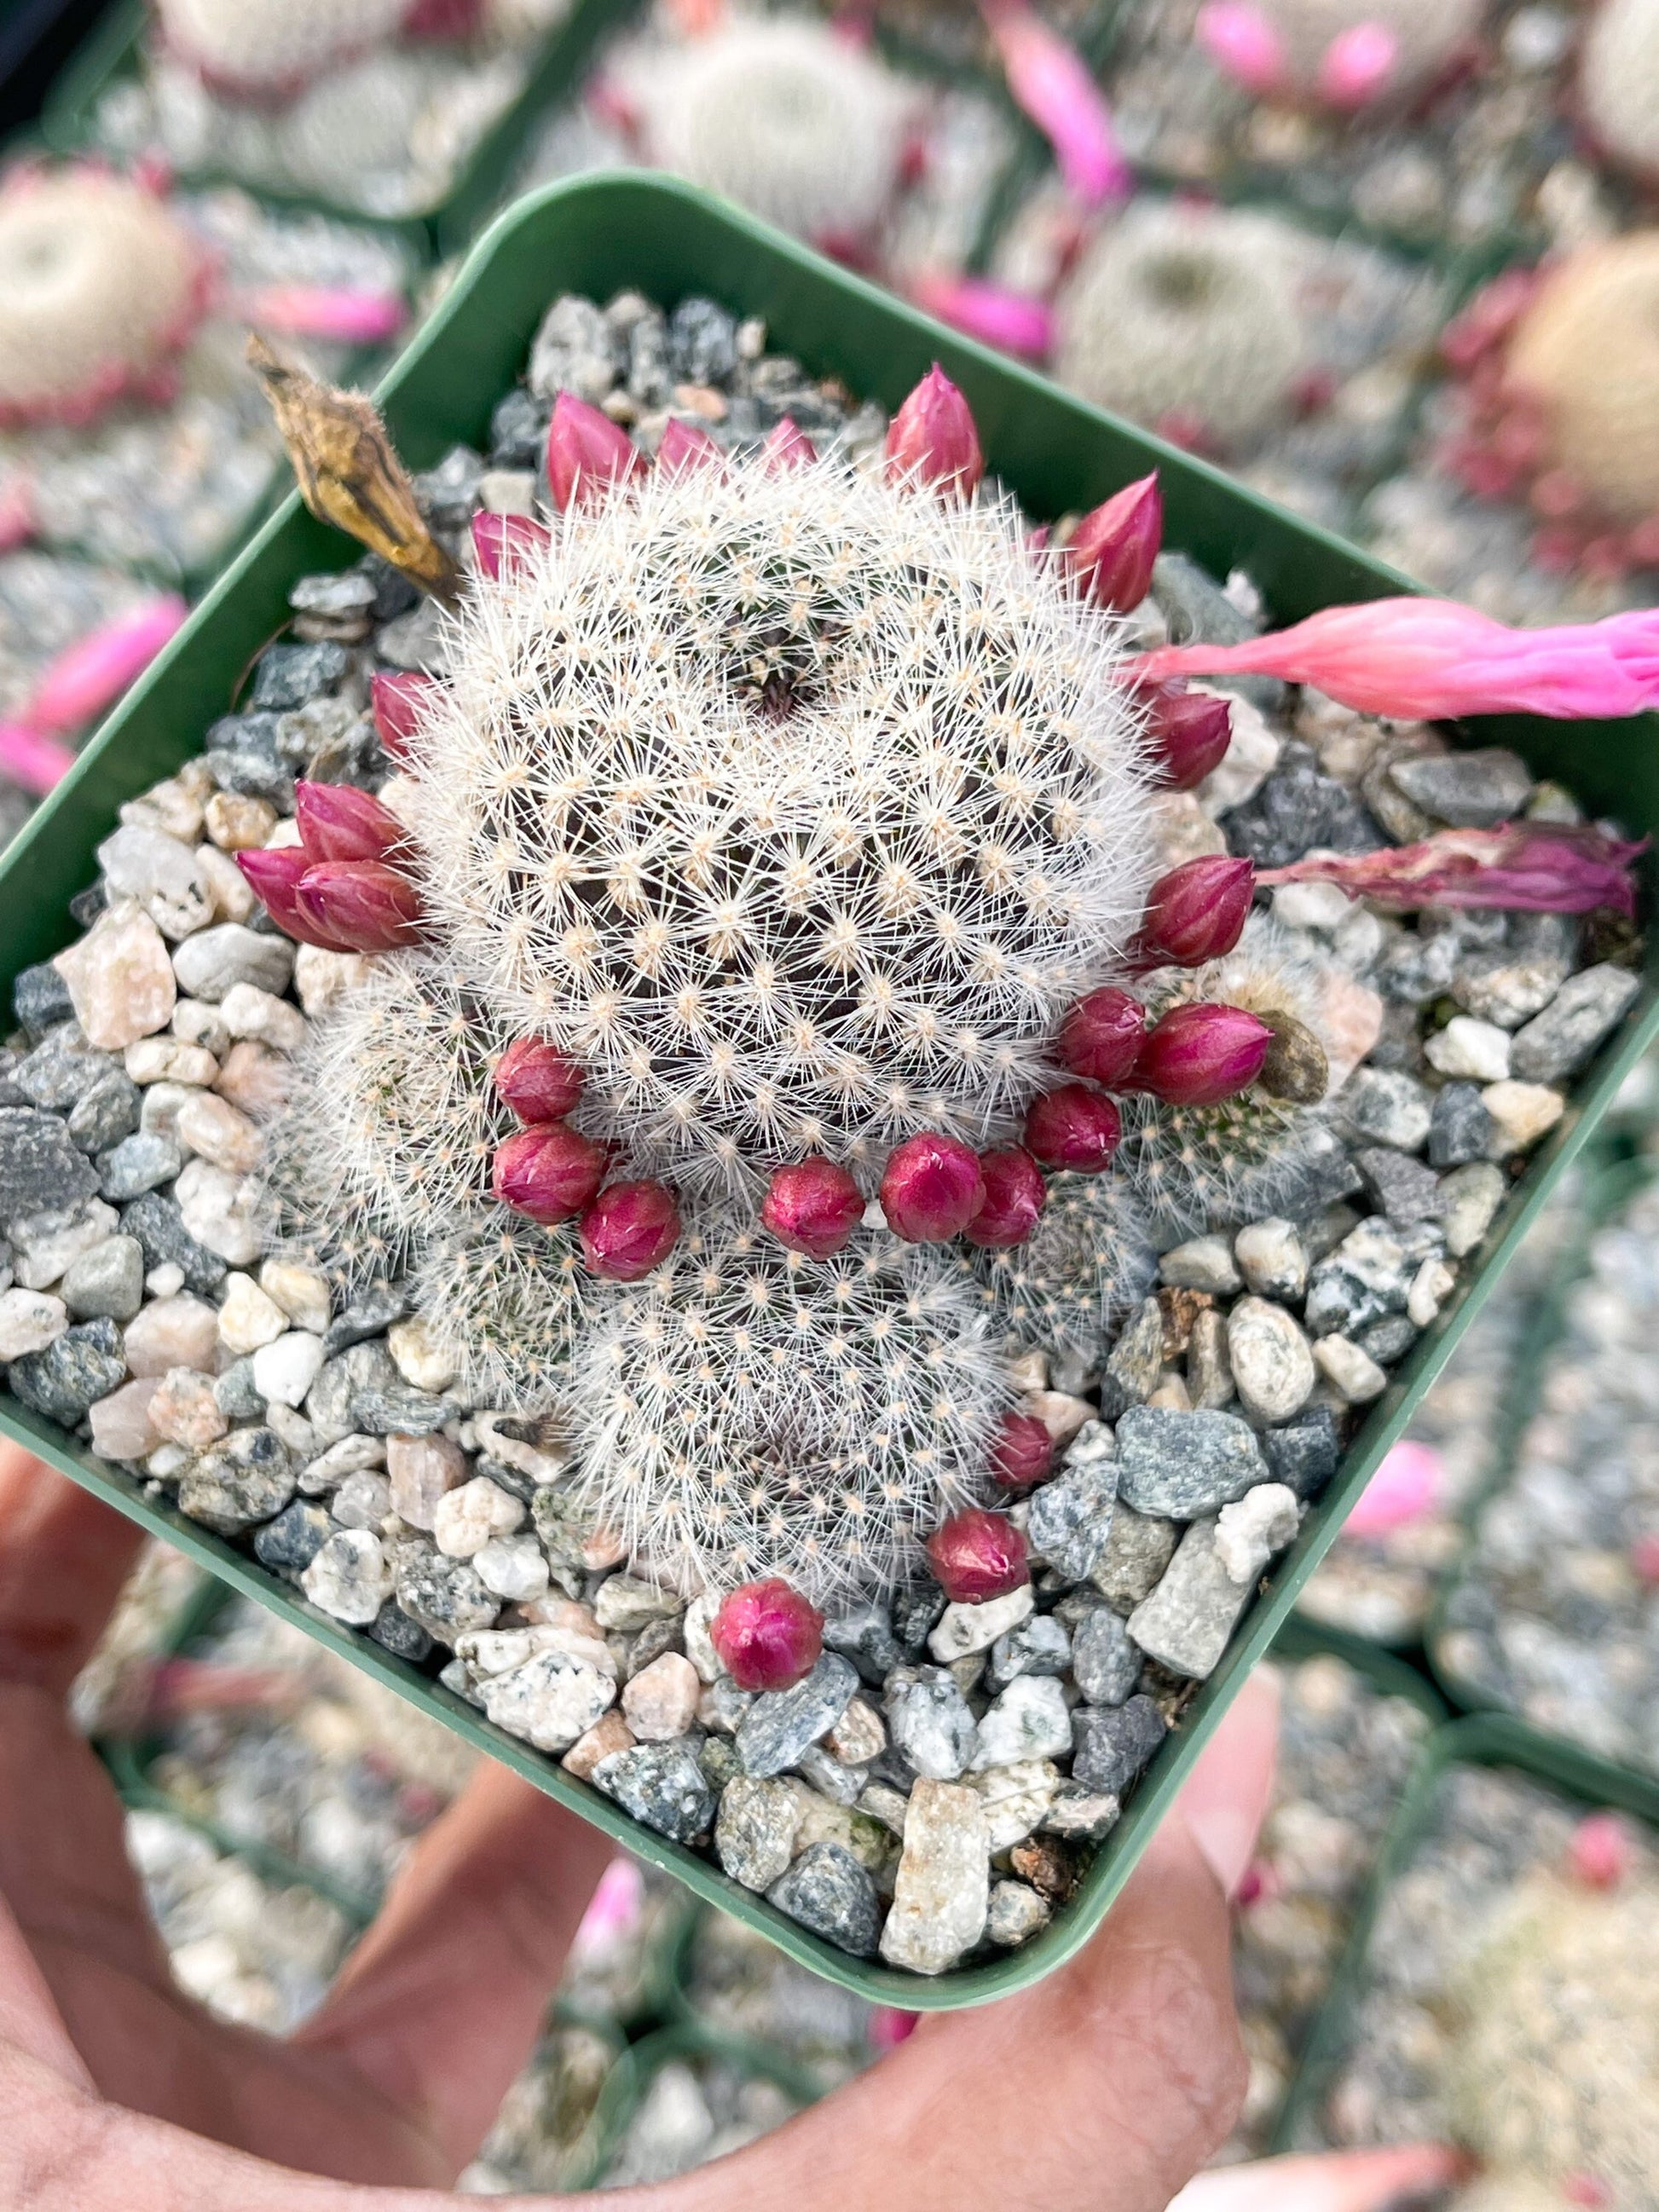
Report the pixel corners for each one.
[884,364,986,499]
[492,1037,585,1123]
[1194,1,1288,93]
[235,846,347,949]
[880,1133,986,1242]
[990,1412,1056,1488]
[546,390,644,511]
[294,779,407,865]
[580,1178,681,1279]
[1135,1002,1273,1106]
[370,669,438,758]
[656,416,722,473]
[711,1578,825,1692]
[1130,597,1659,723]
[925,1506,1029,1603]
[980,0,1134,205]
[964,1146,1047,1249]
[1057,986,1145,1086]
[1142,685,1233,791]
[908,273,1055,361]
[1256,822,1644,917]
[760,1158,866,1260]
[470,509,551,579]
[1315,20,1399,105]
[27,596,187,737]
[1023,1083,1122,1170]
[491,1123,606,1225]
[1069,473,1161,611]
[1137,855,1255,966]
[294,859,423,952]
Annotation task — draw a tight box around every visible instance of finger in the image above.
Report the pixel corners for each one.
[1169,2146,1466,2211]
[0,1444,146,1697]
[0,1885,95,2091]
[1175,1671,1281,1898]
[292,1756,613,2180]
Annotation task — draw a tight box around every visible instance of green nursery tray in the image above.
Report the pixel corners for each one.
[4,170,1659,2007]
[1270,1711,1659,2154]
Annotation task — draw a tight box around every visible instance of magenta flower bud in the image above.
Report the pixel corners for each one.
[370,669,438,759]
[761,1158,865,1260]
[491,1123,605,1225]
[1137,855,1255,967]
[1057,985,1145,1087]
[1136,1002,1273,1106]
[761,416,817,472]
[884,363,986,499]
[580,1179,681,1280]
[235,846,353,950]
[1022,1083,1122,1172]
[546,391,643,511]
[925,1507,1029,1603]
[990,1412,1056,1489]
[964,1146,1047,1250]
[493,1037,584,1123]
[470,509,551,579]
[1142,684,1233,790]
[711,1577,826,1691]
[657,417,722,473]
[294,860,423,953]
[880,1133,986,1243]
[294,780,407,865]
[1069,472,1161,610]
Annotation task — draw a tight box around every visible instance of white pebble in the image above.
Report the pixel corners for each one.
[251,1330,325,1409]
[1482,1079,1565,1156]
[144,1262,186,1298]
[87,1378,162,1461]
[1270,879,1353,932]
[54,904,176,1050]
[292,944,372,1017]
[1407,1256,1456,1328]
[433,1475,525,1558]
[385,1431,467,1528]
[259,1260,331,1337]
[219,983,307,1054]
[302,1530,393,1626]
[621,1651,702,1741]
[387,1317,459,1394]
[928,1583,1034,1662]
[1213,1481,1300,1582]
[0,1289,67,1359]
[175,1158,262,1266]
[475,1533,552,1601]
[1312,1333,1388,1404]
[176,1092,262,1175]
[124,1294,220,1376]
[124,1037,218,1087]
[147,1368,228,1450]
[1425,1016,1512,1083]
[217,1272,289,1354]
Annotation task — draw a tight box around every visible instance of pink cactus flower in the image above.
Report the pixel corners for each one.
[236,846,350,949]
[1344,1440,1442,1539]
[1022,1083,1122,1170]
[885,365,986,498]
[964,1146,1048,1249]
[491,1123,607,1225]
[1130,597,1659,724]
[1257,822,1644,918]
[1136,855,1256,967]
[293,779,407,864]
[908,273,1055,361]
[1194,2,1289,94]
[711,1577,825,1691]
[1068,473,1162,611]
[580,1179,681,1279]
[880,1133,986,1242]
[1315,20,1399,107]
[925,1506,1029,1602]
[370,668,438,758]
[760,1158,866,1260]
[546,391,644,511]
[470,509,552,579]
[492,1037,585,1123]
[990,1411,1056,1488]
[1134,1002,1273,1106]
[294,858,422,952]
[656,416,723,473]
[26,596,187,737]
[570,1856,646,1958]
[237,284,408,346]
[980,0,1134,206]
[1058,985,1146,1087]
[0,721,76,796]
[761,416,818,472]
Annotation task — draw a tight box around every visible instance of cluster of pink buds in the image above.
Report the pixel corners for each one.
[236,779,423,952]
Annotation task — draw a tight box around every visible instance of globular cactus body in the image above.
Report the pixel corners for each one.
[962,1168,1156,1359]
[154,0,411,102]
[1579,0,1659,186]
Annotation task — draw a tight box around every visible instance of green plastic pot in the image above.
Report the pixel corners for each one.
[1270,1709,1659,2154]
[4,170,1659,2007]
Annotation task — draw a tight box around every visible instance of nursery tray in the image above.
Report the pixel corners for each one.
[3,170,1659,2007]
[1269,1709,1659,2154]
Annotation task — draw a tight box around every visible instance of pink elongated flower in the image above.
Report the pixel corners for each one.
[294,858,423,951]
[1195,2,1287,93]
[1136,1002,1272,1106]
[761,416,817,471]
[294,779,407,864]
[881,1133,986,1242]
[492,1123,606,1225]
[580,1179,681,1279]
[964,1146,1047,1249]
[0,720,72,794]
[1058,985,1145,1086]
[1569,1811,1635,1891]
[546,391,644,511]
[1129,598,1659,723]
[908,273,1055,361]
[885,365,985,499]
[980,0,1133,207]
[1024,1082,1122,1170]
[761,1157,866,1260]
[470,509,551,579]
[236,846,351,949]
[1315,20,1399,106]
[1344,1441,1442,1539]
[370,669,438,758]
[656,416,722,473]
[712,1578,824,1691]
[1257,822,1645,918]
[27,596,187,737]
[236,284,408,346]
[925,1506,1029,1602]
[990,1412,1055,1488]
[570,1857,645,1960]
[1069,473,1162,610]
[1142,684,1233,790]
[493,1037,584,1123]
[1137,855,1255,967]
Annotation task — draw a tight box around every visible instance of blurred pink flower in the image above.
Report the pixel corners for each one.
[1257,822,1644,918]
[1315,21,1399,106]
[909,273,1055,360]
[28,596,187,737]
[1194,2,1288,94]
[0,722,78,796]
[1344,1441,1442,1539]
[237,284,408,346]
[980,0,1133,206]
[0,472,33,552]
[571,1856,645,1958]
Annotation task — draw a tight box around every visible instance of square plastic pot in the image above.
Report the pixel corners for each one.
[3,170,1657,2007]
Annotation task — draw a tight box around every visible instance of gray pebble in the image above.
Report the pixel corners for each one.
[8,1316,126,1424]
[986,1611,1072,1692]
[890,1580,948,1657]
[1127,1521,1256,1678]
[61,1234,144,1323]
[1387,748,1530,828]
[715,1775,800,1889]
[1261,1406,1340,1499]
[1223,742,1380,869]
[699,1736,743,1792]
[395,1545,498,1638]
[252,1499,333,1574]
[1353,1147,1444,1224]
[735,1654,858,1778]
[823,1597,902,1684]
[322,1281,411,1355]
[14,1026,118,1112]
[1070,1605,1142,1707]
[1115,1405,1269,1516]
[595,1740,715,1845]
[369,1603,433,1663]
[100,1130,182,1201]
[1427,1082,1496,1169]
[986,1879,1051,1948]
[413,446,484,532]
[67,1072,141,1155]
[1071,1695,1168,1794]
[1089,1503,1179,1610]
[886,1666,979,1780]
[172,924,294,1004]
[0,1110,100,1226]
[12,963,73,1040]
[668,296,738,384]
[766,1841,882,1957]
[176,1426,294,1533]
[119,1192,228,1296]
[1041,1781,1122,1842]
[1097,1297,1163,1418]
[1358,1313,1419,1365]
[1508,964,1640,1083]
[1338,1068,1433,1152]
[528,295,619,402]
[1026,1424,1119,1582]
[214,1359,265,1421]
[488,387,547,468]
[251,641,350,710]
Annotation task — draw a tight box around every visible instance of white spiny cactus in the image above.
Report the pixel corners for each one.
[0,168,206,427]
[960,1171,1156,1360]
[569,1206,1007,1597]
[630,16,913,243]
[414,1210,588,1409]
[155,0,409,98]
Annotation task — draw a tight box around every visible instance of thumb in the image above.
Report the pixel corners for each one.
[1170,2145,1466,2212]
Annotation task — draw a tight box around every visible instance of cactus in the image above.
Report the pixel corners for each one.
[154,0,410,101]
[631,18,911,245]
[961,1170,1156,1360]
[0,166,210,430]
[1444,1869,1659,2203]
[1580,0,1659,186]
[1052,203,1304,454]
[414,1210,588,1410]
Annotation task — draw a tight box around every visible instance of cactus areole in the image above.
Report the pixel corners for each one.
[264,367,1307,1602]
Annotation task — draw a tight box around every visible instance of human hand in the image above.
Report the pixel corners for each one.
[0,1441,1441,2210]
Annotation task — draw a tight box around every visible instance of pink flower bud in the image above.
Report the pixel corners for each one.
[546,391,643,511]
[990,1412,1055,1488]
[470,509,551,579]
[491,1123,606,1225]
[657,417,722,473]
[580,1179,681,1279]
[711,1577,826,1691]
[1137,855,1255,967]
[880,1133,986,1243]
[1068,473,1161,610]
[1569,1811,1635,1891]
[1315,20,1398,107]
[235,846,352,950]
[1195,0,1288,93]
[370,669,438,758]
[761,417,817,472]
[884,364,985,499]
[925,1507,1029,1603]
[1057,985,1145,1087]
[1022,1084,1122,1172]
[761,1158,865,1260]
[493,1037,584,1123]
[294,860,423,952]
[1136,1002,1272,1106]
[1142,685,1233,790]
[964,1146,1047,1250]
[294,780,407,864]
